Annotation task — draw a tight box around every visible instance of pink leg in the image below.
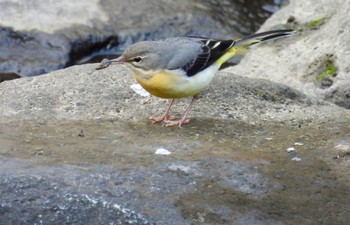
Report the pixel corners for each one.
[164,96,197,127]
[149,99,177,123]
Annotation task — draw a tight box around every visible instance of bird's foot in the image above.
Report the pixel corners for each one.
[163,118,190,128]
[149,115,177,123]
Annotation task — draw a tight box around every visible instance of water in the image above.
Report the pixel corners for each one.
[1,117,349,224]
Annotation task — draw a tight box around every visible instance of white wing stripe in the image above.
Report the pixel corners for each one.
[211,41,221,49]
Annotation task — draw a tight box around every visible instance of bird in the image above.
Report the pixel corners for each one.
[96,29,294,127]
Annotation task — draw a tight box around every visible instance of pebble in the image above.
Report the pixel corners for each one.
[291,156,301,161]
[155,148,171,155]
[287,147,295,152]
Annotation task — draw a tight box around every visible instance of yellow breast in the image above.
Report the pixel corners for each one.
[131,65,219,99]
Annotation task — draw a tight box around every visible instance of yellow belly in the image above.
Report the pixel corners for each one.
[130,63,220,99]
[133,71,201,98]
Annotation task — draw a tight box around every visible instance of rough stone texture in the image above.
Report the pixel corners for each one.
[0,0,108,33]
[224,0,350,108]
[0,63,346,124]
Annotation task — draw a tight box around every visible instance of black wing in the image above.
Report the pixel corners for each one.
[183,38,235,77]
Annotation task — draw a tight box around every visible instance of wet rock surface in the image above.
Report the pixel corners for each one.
[0,167,151,225]
[1,117,350,224]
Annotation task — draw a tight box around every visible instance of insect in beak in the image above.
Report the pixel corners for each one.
[95,56,125,70]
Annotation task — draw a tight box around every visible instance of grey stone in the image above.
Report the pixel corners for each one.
[0,63,346,123]
[224,0,350,108]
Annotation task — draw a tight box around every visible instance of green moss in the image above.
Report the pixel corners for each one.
[284,17,328,32]
[316,60,337,81]
[257,91,266,97]
[307,18,327,29]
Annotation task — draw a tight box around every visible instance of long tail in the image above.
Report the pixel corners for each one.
[235,29,294,47]
[216,29,294,66]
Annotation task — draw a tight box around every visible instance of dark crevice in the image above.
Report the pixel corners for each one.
[65,36,120,67]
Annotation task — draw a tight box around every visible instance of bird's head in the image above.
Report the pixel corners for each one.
[95,37,202,72]
[117,41,164,71]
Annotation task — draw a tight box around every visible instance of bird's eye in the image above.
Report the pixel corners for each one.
[133,57,143,63]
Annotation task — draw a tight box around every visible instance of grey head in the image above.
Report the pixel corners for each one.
[120,37,203,71]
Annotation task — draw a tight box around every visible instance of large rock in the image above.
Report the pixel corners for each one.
[0,63,345,123]
[224,0,350,108]
[0,0,109,77]
[0,0,108,33]
[1,64,350,224]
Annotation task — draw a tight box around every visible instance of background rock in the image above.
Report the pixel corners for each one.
[224,0,350,108]
[0,0,275,77]
[0,27,70,77]
[0,0,108,33]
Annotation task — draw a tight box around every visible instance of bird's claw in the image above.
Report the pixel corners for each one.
[163,118,190,128]
[149,115,177,123]
[149,114,190,127]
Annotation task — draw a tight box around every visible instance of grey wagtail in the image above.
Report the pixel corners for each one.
[96,29,293,127]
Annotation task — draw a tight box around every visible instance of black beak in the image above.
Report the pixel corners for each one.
[95,56,125,70]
